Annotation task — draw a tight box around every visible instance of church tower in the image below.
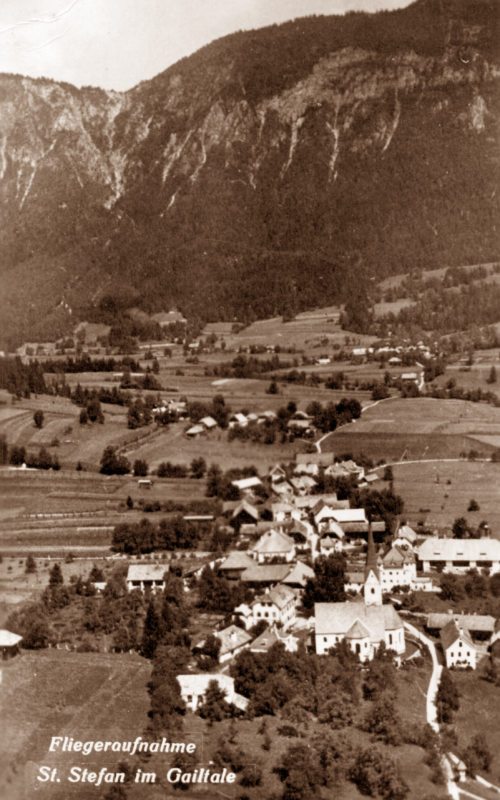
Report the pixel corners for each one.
[364,522,382,606]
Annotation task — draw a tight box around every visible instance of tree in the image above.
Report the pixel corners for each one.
[89,564,104,582]
[25,555,36,574]
[126,495,134,510]
[79,408,88,425]
[49,563,64,586]
[349,746,409,800]
[452,517,469,539]
[383,465,394,482]
[190,457,207,479]
[196,633,221,671]
[100,446,130,475]
[303,555,346,610]
[482,658,498,685]
[463,733,492,775]
[439,573,465,602]
[467,499,480,512]
[266,380,279,395]
[198,680,234,724]
[133,459,149,477]
[436,669,460,723]
[141,600,162,659]
[9,445,26,466]
[33,410,44,429]
[486,366,497,384]
[364,697,401,745]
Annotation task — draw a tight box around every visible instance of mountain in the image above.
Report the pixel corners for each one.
[0,0,499,346]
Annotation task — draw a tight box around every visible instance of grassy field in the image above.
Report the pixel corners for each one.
[0,650,151,800]
[321,397,500,462]
[452,669,500,784]
[390,460,500,531]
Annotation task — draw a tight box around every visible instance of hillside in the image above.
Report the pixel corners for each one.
[0,0,499,346]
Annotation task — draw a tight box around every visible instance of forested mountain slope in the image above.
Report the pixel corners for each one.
[0,0,498,345]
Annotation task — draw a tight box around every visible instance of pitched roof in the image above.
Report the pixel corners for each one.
[252,529,295,555]
[398,524,418,542]
[382,546,415,567]
[232,476,263,491]
[215,625,252,655]
[427,613,496,633]
[345,619,372,639]
[240,564,291,584]
[255,585,296,609]
[219,551,255,572]
[200,416,218,428]
[127,564,166,582]
[315,601,403,640]
[417,537,500,561]
[282,561,315,587]
[177,673,235,696]
[0,629,22,647]
[440,620,475,651]
[365,525,379,579]
[186,424,204,436]
[231,500,259,520]
[332,508,368,524]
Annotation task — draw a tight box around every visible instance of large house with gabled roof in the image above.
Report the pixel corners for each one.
[251,529,296,564]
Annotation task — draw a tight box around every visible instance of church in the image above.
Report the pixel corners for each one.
[314,527,406,661]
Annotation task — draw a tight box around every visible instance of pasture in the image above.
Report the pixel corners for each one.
[321,397,500,462]
[390,460,500,532]
[0,650,151,800]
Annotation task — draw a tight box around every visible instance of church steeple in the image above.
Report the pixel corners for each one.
[364,522,382,606]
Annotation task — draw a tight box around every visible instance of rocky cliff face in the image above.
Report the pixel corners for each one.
[0,0,499,343]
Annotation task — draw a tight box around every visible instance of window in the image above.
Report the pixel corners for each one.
[388,633,393,645]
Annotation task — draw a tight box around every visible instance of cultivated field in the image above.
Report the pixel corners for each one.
[322,397,500,462]
[391,460,500,532]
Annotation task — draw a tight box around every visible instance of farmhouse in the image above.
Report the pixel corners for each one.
[379,545,417,591]
[440,621,478,669]
[231,476,263,493]
[152,310,187,327]
[126,564,166,592]
[417,537,500,574]
[213,625,252,662]
[229,412,248,428]
[249,626,299,654]
[186,424,204,438]
[251,529,296,563]
[426,613,496,642]
[238,585,297,631]
[229,500,260,528]
[218,550,255,581]
[200,416,218,430]
[177,674,248,712]
[0,629,22,659]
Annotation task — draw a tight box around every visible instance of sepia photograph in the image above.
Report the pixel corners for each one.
[0,0,499,798]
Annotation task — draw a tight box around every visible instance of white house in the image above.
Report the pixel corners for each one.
[440,621,478,669]
[0,629,22,659]
[417,537,500,574]
[379,546,417,591]
[251,529,296,564]
[272,502,302,524]
[177,674,248,712]
[126,564,166,593]
[249,626,299,653]
[231,476,263,493]
[229,412,248,428]
[241,585,297,631]
[214,625,252,663]
[200,416,218,430]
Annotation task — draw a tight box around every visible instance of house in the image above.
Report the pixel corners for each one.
[186,424,204,437]
[214,625,252,663]
[218,551,255,581]
[230,500,260,528]
[238,585,297,631]
[74,321,111,345]
[401,371,425,391]
[152,310,187,328]
[330,508,368,527]
[426,613,496,642]
[295,452,335,476]
[231,476,263,494]
[324,460,365,481]
[272,481,294,499]
[0,629,22,659]
[417,537,500,574]
[313,501,347,535]
[318,535,343,556]
[126,564,166,592]
[393,524,418,549]
[269,464,287,483]
[200,416,218,430]
[177,674,248,712]
[229,412,248,428]
[314,527,405,661]
[440,621,478,669]
[249,626,299,654]
[239,563,291,588]
[251,529,296,563]
[281,561,315,590]
[272,502,302,524]
[379,546,417,591]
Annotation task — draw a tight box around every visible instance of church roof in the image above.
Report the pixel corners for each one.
[315,601,403,641]
[345,619,371,639]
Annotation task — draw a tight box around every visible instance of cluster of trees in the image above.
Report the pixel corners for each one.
[208,354,293,380]
[206,464,260,500]
[0,357,47,397]
[9,445,60,471]
[304,398,362,432]
[438,570,500,617]
[196,565,252,614]
[187,394,229,428]
[111,516,213,554]
[156,458,207,479]
[100,446,131,475]
[228,419,280,445]
[41,355,142,374]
